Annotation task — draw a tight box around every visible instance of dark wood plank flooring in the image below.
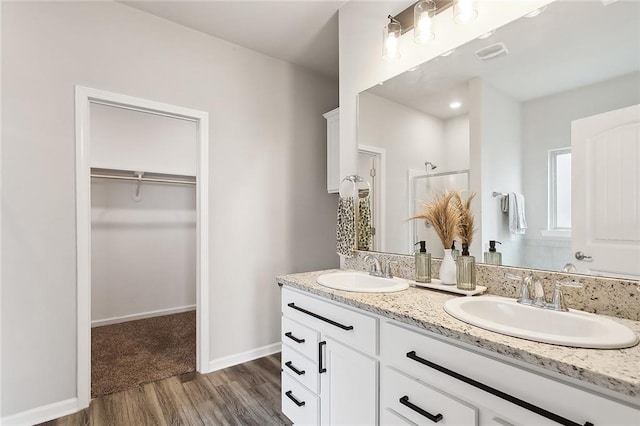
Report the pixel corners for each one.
[40,353,291,426]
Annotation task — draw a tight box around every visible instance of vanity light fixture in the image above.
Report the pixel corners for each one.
[453,0,478,24]
[383,0,480,59]
[383,16,402,61]
[414,0,437,44]
[449,101,462,109]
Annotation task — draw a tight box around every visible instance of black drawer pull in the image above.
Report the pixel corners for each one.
[285,390,305,407]
[287,303,354,330]
[399,396,443,423]
[285,361,305,376]
[285,332,305,344]
[406,351,594,426]
[319,341,327,374]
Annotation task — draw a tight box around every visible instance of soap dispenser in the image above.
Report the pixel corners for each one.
[414,241,431,283]
[484,240,503,265]
[451,241,460,260]
[456,243,476,291]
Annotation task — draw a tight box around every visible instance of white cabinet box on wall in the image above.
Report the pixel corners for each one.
[280,287,378,425]
[323,108,340,194]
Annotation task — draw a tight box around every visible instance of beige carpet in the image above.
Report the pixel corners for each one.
[91,310,196,398]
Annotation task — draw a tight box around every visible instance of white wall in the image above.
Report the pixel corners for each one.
[90,103,197,176]
[91,180,196,325]
[358,92,444,253]
[471,80,523,265]
[520,71,640,271]
[443,115,470,172]
[1,1,338,418]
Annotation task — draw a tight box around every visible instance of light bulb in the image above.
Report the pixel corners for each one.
[414,0,436,44]
[454,0,478,24]
[383,19,402,60]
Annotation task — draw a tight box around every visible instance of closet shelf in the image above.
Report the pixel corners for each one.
[90,167,196,186]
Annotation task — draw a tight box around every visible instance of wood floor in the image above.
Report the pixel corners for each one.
[40,353,291,426]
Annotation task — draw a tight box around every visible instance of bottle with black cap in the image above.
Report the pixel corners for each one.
[451,240,460,260]
[456,243,476,291]
[414,241,431,283]
[484,240,502,265]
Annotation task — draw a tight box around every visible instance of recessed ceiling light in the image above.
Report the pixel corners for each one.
[440,49,455,57]
[524,6,546,18]
[478,30,495,40]
[450,101,462,109]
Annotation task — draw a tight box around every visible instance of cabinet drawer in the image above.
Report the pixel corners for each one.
[282,316,319,362]
[282,288,377,355]
[381,367,477,425]
[282,344,319,394]
[382,321,640,425]
[282,371,319,426]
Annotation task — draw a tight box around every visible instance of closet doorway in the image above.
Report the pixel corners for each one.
[75,87,210,409]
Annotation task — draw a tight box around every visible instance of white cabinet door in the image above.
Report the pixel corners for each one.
[320,336,377,425]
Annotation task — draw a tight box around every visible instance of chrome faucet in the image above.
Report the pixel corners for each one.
[510,273,583,312]
[363,255,397,278]
[363,254,383,277]
[548,281,584,311]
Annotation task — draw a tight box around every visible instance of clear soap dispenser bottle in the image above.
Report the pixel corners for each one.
[414,241,431,283]
[456,243,476,291]
[451,241,460,260]
[484,240,502,265]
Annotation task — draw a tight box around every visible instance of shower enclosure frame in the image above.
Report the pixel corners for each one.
[74,86,210,409]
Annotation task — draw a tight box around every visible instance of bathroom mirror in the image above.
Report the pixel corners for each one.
[357,0,640,279]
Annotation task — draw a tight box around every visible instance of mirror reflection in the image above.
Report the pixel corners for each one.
[357,1,640,279]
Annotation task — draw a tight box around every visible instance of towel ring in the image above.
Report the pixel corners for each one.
[339,175,370,198]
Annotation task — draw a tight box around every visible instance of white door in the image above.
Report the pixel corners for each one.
[358,147,384,251]
[320,337,378,425]
[571,104,640,278]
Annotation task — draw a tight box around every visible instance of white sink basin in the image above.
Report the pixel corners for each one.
[444,296,639,349]
[317,271,409,293]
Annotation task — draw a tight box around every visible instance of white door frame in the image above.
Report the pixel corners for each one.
[74,86,210,409]
[357,144,385,252]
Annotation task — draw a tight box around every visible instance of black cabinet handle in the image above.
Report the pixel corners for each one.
[285,390,305,407]
[285,332,305,344]
[399,395,443,423]
[287,303,354,330]
[406,351,594,426]
[319,341,327,374]
[285,361,305,376]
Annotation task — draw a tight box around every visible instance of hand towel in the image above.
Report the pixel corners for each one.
[357,194,372,251]
[507,192,527,235]
[336,196,356,257]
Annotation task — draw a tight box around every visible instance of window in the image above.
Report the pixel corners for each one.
[549,148,571,231]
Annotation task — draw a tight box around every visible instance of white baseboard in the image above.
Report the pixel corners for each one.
[1,397,78,426]
[91,304,196,327]
[206,342,281,373]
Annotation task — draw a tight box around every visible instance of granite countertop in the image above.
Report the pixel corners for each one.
[277,269,640,402]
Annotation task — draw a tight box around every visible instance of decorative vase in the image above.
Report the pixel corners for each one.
[439,249,457,285]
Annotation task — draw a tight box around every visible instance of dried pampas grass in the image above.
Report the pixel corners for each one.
[411,191,460,249]
[452,192,476,246]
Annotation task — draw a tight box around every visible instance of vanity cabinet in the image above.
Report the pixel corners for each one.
[380,321,639,426]
[281,287,378,425]
[323,108,340,194]
[280,285,639,425]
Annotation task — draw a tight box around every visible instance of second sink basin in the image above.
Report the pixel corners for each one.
[317,271,409,293]
[444,296,638,349]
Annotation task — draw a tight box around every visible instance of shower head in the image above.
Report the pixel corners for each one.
[425,161,438,171]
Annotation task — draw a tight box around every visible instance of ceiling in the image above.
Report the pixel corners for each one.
[119,0,347,80]
[367,0,640,120]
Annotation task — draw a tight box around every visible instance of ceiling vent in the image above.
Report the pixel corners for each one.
[475,43,509,61]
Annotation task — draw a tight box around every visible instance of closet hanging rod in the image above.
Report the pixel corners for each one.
[91,173,196,186]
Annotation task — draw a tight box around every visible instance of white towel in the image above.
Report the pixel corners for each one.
[507,192,527,235]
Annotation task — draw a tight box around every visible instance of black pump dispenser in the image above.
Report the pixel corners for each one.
[451,241,456,250]
[489,240,502,252]
[415,241,427,253]
[461,243,470,256]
